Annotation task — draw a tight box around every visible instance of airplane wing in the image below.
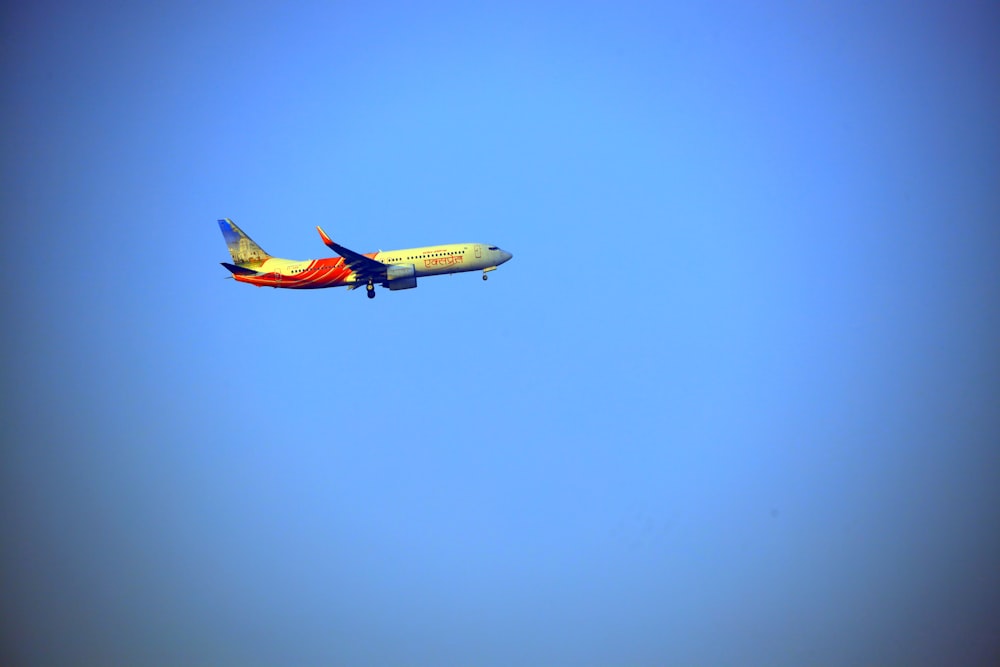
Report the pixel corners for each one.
[316,226,387,283]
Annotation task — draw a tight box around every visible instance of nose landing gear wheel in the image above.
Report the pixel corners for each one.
[482,273,488,281]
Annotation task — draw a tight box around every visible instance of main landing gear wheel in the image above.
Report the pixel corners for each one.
[366,280,376,299]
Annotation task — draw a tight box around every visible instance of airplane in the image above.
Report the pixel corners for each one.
[217,218,513,298]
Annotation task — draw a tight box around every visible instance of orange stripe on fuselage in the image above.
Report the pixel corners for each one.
[234,258,355,289]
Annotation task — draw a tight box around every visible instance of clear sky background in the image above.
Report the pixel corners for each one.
[2,2,998,665]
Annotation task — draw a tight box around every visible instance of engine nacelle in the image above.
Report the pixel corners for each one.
[383,264,417,291]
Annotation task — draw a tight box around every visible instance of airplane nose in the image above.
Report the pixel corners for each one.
[500,250,513,264]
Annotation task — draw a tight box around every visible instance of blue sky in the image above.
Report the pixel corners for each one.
[2,2,998,665]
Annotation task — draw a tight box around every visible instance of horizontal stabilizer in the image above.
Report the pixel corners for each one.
[220,262,259,276]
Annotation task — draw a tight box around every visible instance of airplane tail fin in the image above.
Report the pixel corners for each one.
[218,218,271,268]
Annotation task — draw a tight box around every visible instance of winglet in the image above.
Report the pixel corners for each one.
[314,227,386,277]
[317,225,361,261]
[317,226,336,250]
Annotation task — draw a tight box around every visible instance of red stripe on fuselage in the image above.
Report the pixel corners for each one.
[234,258,354,289]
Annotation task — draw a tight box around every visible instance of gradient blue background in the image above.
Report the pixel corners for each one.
[2,2,998,665]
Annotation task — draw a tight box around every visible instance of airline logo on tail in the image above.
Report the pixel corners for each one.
[219,218,271,268]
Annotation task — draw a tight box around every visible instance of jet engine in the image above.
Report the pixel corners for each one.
[383,264,417,290]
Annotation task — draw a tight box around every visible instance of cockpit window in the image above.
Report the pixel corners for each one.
[488,246,498,250]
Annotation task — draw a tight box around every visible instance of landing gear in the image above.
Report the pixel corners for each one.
[482,273,488,281]
[366,280,376,299]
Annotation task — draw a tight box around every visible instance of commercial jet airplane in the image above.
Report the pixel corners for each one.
[217,218,513,298]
